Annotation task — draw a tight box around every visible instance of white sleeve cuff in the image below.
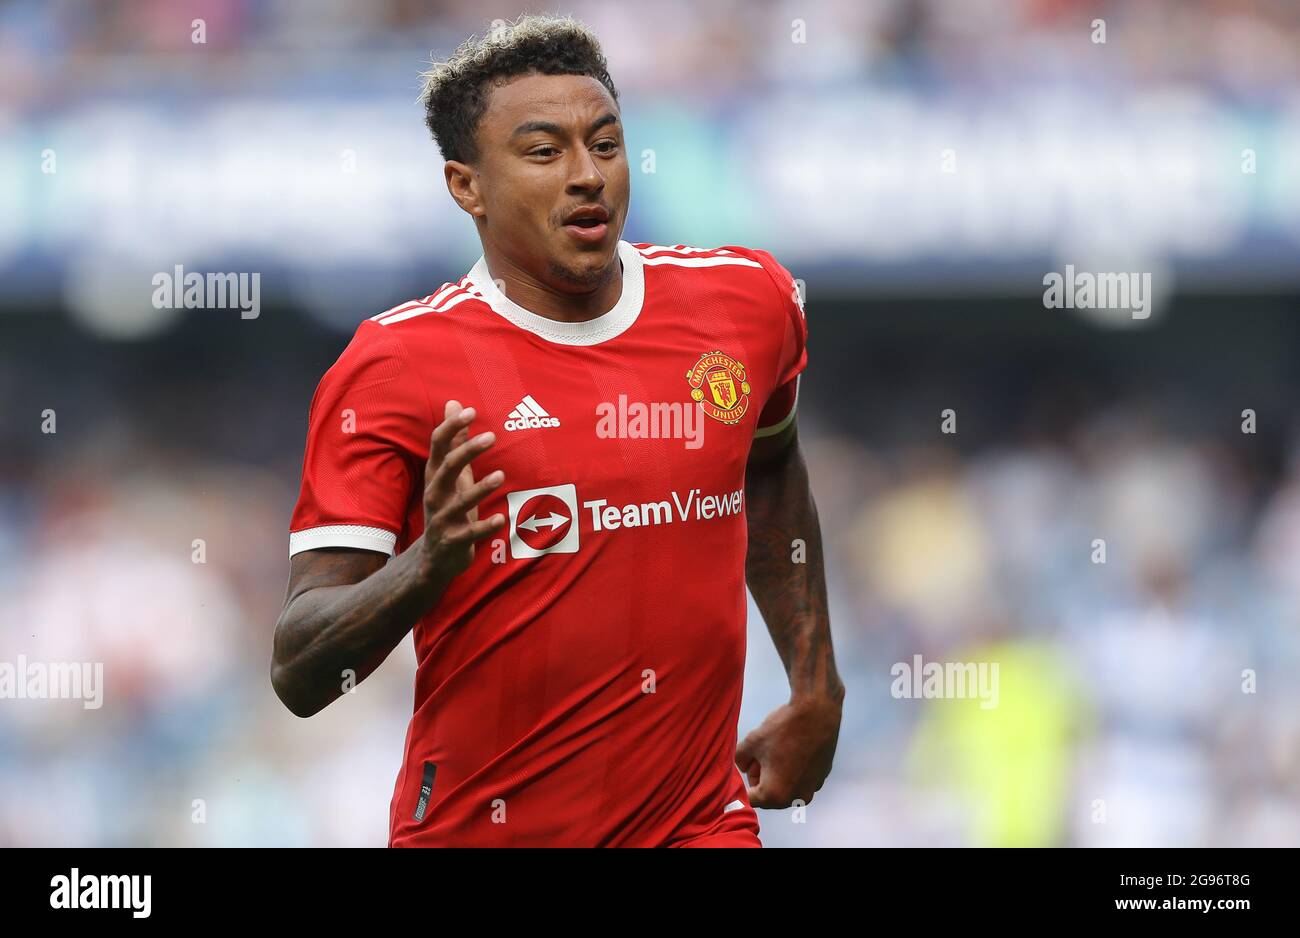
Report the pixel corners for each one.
[289,524,398,557]
[754,376,800,438]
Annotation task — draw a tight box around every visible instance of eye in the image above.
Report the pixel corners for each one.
[593,140,618,154]
[530,145,559,158]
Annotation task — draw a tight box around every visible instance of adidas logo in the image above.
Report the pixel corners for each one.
[504,394,561,431]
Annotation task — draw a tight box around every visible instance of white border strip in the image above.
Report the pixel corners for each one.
[371,278,470,321]
[753,375,800,438]
[289,524,397,557]
[637,244,739,257]
[378,290,481,326]
[641,255,762,269]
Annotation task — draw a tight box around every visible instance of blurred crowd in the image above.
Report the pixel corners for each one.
[2,0,1299,114]
[752,406,1300,847]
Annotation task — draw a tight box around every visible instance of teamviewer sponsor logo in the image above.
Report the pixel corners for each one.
[507,483,579,557]
[504,483,744,559]
[504,394,560,431]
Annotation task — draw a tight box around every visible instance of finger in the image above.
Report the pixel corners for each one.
[451,425,473,489]
[735,748,760,789]
[448,512,507,544]
[746,781,776,809]
[735,732,759,770]
[437,470,505,522]
[736,732,764,788]
[736,754,760,790]
[747,779,792,810]
[426,403,476,473]
[450,423,471,456]
[430,431,496,497]
[447,400,472,452]
[427,405,474,475]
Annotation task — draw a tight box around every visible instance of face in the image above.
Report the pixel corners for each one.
[449,72,630,290]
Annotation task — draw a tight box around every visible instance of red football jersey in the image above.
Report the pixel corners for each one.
[289,241,807,847]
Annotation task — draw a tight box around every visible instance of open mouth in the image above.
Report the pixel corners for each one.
[562,207,611,243]
[563,205,611,228]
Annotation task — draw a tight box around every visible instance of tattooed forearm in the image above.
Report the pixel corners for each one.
[271,545,449,717]
[745,429,844,703]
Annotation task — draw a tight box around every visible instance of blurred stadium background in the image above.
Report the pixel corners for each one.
[2,0,1300,846]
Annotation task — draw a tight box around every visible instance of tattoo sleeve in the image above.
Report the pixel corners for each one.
[744,429,844,703]
[271,545,449,717]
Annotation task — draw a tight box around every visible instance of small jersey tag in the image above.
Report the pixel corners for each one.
[413,761,438,822]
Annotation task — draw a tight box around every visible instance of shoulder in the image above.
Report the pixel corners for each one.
[716,245,803,315]
[319,279,473,385]
[631,242,764,268]
[631,242,772,282]
[362,276,487,335]
[633,242,802,313]
[322,276,484,373]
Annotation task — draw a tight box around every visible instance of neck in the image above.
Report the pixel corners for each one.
[480,244,623,324]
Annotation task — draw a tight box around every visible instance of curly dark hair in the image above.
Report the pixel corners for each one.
[420,14,621,165]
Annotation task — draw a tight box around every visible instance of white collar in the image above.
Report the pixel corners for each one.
[467,240,644,346]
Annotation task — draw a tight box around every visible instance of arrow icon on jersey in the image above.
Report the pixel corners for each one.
[518,512,570,533]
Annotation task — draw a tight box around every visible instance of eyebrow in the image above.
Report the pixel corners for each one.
[510,112,620,140]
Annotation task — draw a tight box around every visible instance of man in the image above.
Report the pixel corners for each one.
[272,13,844,847]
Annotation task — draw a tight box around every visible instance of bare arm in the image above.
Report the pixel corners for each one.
[271,401,506,717]
[737,421,845,807]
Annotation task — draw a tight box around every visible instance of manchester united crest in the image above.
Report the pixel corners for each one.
[686,350,751,424]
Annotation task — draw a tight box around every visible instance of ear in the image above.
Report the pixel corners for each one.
[445,160,484,219]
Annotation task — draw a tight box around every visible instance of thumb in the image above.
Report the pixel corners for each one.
[747,779,776,809]
[736,731,762,786]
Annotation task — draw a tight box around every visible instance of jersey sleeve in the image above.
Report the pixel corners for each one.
[744,247,807,437]
[288,320,431,557]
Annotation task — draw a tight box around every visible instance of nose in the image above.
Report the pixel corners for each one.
[565,146,605,196]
